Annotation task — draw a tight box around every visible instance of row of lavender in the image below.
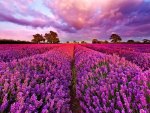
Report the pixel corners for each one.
[84,44,150,53]
[83,44,150,71]
[75,45,150,113]
[0,44,60,63]
[0,45,74,113]
[0,44,149,112]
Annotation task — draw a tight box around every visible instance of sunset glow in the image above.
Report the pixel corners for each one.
[0,0,150,42]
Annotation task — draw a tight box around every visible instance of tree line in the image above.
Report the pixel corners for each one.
[91,34,150,44]
[30,31,150,44]
[0,32,149,44]
[0,39,31,44]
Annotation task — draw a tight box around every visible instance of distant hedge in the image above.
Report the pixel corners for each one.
[0,39,32,44]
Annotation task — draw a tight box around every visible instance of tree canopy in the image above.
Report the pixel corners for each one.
[110,34,122,43]
[44,31,60,44]
[32,34,45,43]
[127,40,135,43]
[92,39,99,44]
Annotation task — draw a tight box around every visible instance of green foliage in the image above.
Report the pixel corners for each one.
[146,95,150,103]
[148,82,150,88]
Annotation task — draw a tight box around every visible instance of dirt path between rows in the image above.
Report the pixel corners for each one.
[69,45,82,113]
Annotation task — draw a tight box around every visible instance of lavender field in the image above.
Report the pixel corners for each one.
[0,44,150,113]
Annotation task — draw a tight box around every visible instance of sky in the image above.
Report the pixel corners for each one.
[0,0,150,42]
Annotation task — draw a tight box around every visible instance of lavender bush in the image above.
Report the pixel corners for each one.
[0,44,149,113]
[75,45,150,113]
[84,44,150,71]
[0,45,74,113]
[0,44,60,63]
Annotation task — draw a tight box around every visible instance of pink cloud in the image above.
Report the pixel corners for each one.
[0,0,150,41]
[45,0,143,29]
[0,27,58,41]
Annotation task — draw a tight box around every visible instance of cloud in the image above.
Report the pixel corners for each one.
[0,0,150,41]
[44,0,150,38]
[45,0,142,28]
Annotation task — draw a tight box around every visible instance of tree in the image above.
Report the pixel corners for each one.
[44,31,60,44]
[73,40,77,44]
[66,41,70,43]
[92,39,99,44]
[143,39,150,44]
[127,40,135,43]
[50,31,58,38]
[42,38,45,43]
[81,41,87,44]
[44,33,52,43]
[104,40,109,44]
[110,34,122,43]
[54,37,60,44]
[32,34,44,43]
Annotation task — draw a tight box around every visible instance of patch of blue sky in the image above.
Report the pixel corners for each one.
[0,22,29,30]
[13,13,34,21]
[144,0,150,2]
[29,0,55,18]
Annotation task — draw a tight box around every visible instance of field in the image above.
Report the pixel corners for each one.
[0,44,150,113]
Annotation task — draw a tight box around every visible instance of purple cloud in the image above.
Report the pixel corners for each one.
[44,0,150,39]
[0,0,150,41]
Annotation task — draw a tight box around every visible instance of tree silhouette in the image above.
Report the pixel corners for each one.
[42,38,45,43]
[50,31,58,38]
[32,34,44,43]
[110,34,122,43]
[44,31,60,44]
[127,40,135,43]
[54,37,60,44]
[0,39,31,44]
[81,41,87,44]
[143,39,150,44]
[44,33,51,43]
[92,39,99,44]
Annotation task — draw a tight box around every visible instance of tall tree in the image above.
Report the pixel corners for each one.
[110,34,122,43]
[92,39,99,44]
[44,33,52,43]
[50,31,58,38]
[54,37,60,44]
[32,34,44,43]
[44,31,60,44]
[41,38,45,43]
